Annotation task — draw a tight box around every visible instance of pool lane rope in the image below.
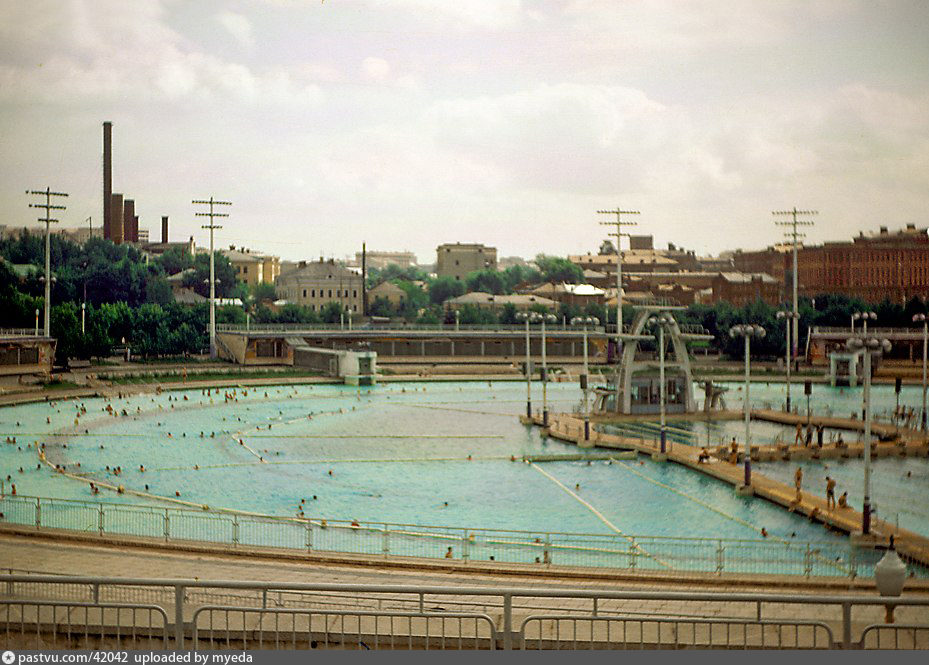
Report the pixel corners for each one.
[614,460,850,576]
[528,462,672,569]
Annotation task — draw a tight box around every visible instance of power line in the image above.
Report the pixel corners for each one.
[597,207,639,413]
[773,207,817,365]
[194,197,232,359]
[27,187,68,337]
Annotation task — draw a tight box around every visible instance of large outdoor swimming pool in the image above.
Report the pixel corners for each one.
[1,379,926,575]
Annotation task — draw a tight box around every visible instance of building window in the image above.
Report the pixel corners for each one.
[243,266,248,274]
[311,289,315,297]
[303,289,307,298]
[328,289,332,298]
[353,290,357,298]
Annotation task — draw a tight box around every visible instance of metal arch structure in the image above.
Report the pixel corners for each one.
[595,305,713,415]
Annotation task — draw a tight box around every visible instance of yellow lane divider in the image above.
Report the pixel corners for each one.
[148,455,517,471]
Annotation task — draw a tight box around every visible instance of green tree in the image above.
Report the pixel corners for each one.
[182,252,237,298]
[369,296,395,318]
[50,302,84,365]
[428,276,465,305]
[534,254,584,284]
[499,303,518,324]
[465,269,506,294]
[458,303,497,324]
[156,247,194,275]
[501,264,542,292]
[250,282,278,304]
[319,301,345,323]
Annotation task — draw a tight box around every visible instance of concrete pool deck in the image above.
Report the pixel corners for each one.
[3,531,929,652]
[537,412,929,570]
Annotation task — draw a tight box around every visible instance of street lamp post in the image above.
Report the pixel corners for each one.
[455,310,460,332]
[81,302,86,335]
[541,313,557,427]
[517,311,542,420]
[647,316,672,453]
[847,334,892,536]
[776,310,798,412]
[34,308,39,336]
[572,316,599,441]
[914,314,928,433]
[853,311,876,336]
[730,325,766,455]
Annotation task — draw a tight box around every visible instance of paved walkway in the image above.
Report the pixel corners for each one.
[2,532,927,629]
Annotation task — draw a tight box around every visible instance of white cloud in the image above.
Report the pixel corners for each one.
[217,11,255,49]
[361,57,391,82]
[370,0,523,30]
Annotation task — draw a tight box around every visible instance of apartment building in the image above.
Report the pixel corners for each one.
[436,243,497,281]
[275,259,363,313]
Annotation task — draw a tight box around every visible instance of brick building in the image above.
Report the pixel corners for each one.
[797,225,929,303]
[710,272,780,306]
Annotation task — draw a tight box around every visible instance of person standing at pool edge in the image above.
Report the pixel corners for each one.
[826,476,837,510]
[794,467,803,502]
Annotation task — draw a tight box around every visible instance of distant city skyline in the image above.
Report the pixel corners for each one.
[2,1,928,263]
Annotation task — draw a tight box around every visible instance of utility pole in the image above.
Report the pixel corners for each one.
[28,187,68,337]
[597,207,639,412]
[774,207,816,369]
[193,197,231,359]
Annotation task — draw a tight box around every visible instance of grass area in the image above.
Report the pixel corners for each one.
[108,369,326,385]
[42,379,81,390]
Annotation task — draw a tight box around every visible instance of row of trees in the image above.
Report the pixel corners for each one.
[4,233,927,364]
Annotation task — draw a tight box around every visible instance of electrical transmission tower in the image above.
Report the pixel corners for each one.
[774,207,817,365]
[27,187,68,337]
[597,207,639,412]
[193,197,231,359]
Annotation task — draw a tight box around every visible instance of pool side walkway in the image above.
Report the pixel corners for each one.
[535,412,929,571]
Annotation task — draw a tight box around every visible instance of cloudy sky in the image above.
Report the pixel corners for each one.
[2,0,928,263]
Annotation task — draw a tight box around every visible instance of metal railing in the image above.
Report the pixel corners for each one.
[0,328,39,337]
[520,615,834,649]
[217,322,609,334]
[2,575,928,650]
[815,327,926,336]
[1,494,924,580]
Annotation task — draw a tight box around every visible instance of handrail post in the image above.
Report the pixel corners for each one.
[841,602,852,649]
[98,503,104,536]
[503,593,513,650]
[462,529,470,562]
[164,508,170,542]
[174,584,185,649]
[35,497,41,529]
[232,513,239,547]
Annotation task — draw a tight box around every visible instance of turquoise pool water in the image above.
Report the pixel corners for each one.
[2,379,926,550]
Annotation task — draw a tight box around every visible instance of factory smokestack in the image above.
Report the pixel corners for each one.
[123,199,136,243]
[110,193,124,245]
[161,216,169,244]
[103,122,112,240]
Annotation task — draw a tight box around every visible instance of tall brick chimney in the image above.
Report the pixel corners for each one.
[123,199,136,243]
[103,122,112,240]
[161,216,169,244]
